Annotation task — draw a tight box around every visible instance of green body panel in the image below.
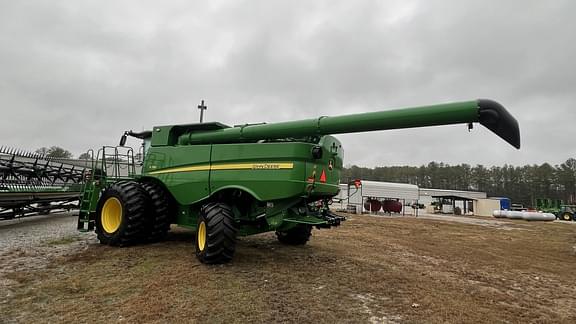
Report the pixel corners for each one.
[143,145,212,204]
[306,135,343,196]
[209,142,308,201]
[142,135,344,206]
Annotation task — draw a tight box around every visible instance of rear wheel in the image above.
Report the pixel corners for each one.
[195,202,237,264]
[560,212,573,221]
[95,181,148,246]
[276,224,312,245]
[141,182,172,242]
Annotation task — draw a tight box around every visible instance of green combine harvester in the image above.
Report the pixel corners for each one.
[78,99,520,263]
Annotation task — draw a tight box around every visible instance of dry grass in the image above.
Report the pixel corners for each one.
[1,214,576,323]
[43,235,82,246]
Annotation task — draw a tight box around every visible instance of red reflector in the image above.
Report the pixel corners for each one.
[319,169,327,183]
[354,179,362,188]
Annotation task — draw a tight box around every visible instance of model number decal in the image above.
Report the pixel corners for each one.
[251,163,292,170]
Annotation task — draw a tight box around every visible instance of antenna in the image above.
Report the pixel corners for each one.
[198,100,207,123]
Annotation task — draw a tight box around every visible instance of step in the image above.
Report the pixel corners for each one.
[77,221,95,231]
[77,211,95,231]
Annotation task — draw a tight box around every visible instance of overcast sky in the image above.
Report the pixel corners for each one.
[1,0,574,167]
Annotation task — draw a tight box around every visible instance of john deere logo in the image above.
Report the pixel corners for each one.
[252,163,282,170]
[328,160,334,171]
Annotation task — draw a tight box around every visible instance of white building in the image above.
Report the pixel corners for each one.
[419,188,499,216]
[334,180,498,216]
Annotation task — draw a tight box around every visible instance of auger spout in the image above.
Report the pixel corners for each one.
[172,99,520,149]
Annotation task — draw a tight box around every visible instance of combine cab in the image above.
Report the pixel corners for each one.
[78,99,521,263]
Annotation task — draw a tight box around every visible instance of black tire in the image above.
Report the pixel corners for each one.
[95,181,148,246]
[560,212,573,221]
[195,202,237,264]
[141,182,172,242]
[276,224,312,245]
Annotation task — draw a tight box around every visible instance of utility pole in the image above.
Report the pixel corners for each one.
[198,100,207,123]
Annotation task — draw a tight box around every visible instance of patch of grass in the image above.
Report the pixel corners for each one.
[133,258,161,274]
[44,235,80,246]
[4,271,36,284]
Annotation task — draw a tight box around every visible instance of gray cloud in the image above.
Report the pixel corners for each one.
[1,0,574,167]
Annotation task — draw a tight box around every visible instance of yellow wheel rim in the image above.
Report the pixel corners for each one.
[198,221,206,251]
[101,197,122,233]
[563,213,571,220]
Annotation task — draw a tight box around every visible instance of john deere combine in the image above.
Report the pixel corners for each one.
[78,99,520,263]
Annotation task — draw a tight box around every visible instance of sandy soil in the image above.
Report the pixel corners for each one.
[1,213,575,323]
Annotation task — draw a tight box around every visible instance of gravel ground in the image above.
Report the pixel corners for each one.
[0,212,96,287]
[1,212,80,250]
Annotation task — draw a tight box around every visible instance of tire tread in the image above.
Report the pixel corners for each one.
[196,202,237,264]
[95,181,148,246]
[276,225,312,245]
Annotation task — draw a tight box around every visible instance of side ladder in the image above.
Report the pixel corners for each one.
[77,149,97,231]
[77,180,98,231]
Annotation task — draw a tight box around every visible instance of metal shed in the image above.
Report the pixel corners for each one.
[419,188,488,215]
[334,180,419,215]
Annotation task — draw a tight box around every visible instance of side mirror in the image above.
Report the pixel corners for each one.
[119,132,128,146]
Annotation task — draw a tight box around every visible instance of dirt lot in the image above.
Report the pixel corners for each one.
[1,213,575,323]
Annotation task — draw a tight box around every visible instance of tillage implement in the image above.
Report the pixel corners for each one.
[78,99,520,263]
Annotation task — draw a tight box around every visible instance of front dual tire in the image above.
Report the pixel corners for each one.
[95,181,148,246]
[95,181,172,246]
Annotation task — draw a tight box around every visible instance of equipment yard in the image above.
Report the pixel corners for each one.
[1,212,575,323]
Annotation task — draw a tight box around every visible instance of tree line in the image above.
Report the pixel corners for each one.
[342,158,576,207]
[35,146,92,160]
[35,146,73,159]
